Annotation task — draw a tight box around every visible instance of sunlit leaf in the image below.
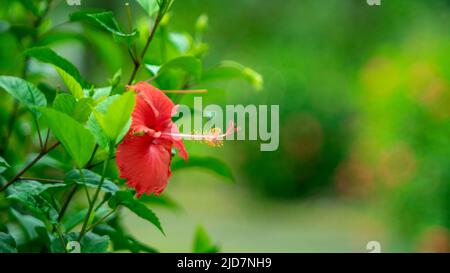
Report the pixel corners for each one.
[55,67,84,99]
[39,107,96,168]
[53,93,76,115]
[53,93,94,123]
[92,86,112,101]
[24,47,89,97]
[92,91,136,145]
[136,0,159,16]
[86,95,118,149]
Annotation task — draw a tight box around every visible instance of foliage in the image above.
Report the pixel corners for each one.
[0,0,259,253]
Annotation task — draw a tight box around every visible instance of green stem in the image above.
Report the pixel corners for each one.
[34,119,43,150]
[56,184,78,224]
[86,207,117,233]
[86,155,116,170]
[43,128,50,150]
[78,168,92,206]
[18,177,63,183]
[127,11,164,85]
[52,223,67,253]
[77,154,110,241]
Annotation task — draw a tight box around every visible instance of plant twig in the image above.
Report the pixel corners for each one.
[86,208,117,233]
[57,185,78,223]
[86,144,99,167]
[18,177,63,183]
[34,119,44,150]
[0,141,60,193]
[79,168,92,205]
[127,12,164,85]
[78,154,111,241]
[43,129,50,150]
[86,155,116,170]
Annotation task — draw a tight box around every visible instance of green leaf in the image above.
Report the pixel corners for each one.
[24,47,89,96]
[53,94,94,123]
[0,156,10,168]
[192,225,219,253]
[86,95,118,149]
[18,0,40,16]
[53,93,76,115]
[109,191,165,235]
[0,232,17,253]
[73,98,95,123]
[55,67,84,98]
[145,64,160,76]
[169,32,192,54]
[171,156,235,182]
[10,208,49,243]
[64,169,119,193]
[35,31,85,47]
[94,223,158,253]
[0,156,9,174]
[195,14,209,33]
[62,207,112,233]
[62,208,88,232]
[136,0,160,16]
[93,91,136,144]
[51,232,110,253]
[79,232,110,253]
[0,76,47,117]
[70,11,138,40]
[8,182,63,224]
[39,107,96,168]
[156,56,202,80]
[202,60,263,91]
[92,86,112,101]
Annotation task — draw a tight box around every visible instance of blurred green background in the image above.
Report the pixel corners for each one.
[1,0,450,252]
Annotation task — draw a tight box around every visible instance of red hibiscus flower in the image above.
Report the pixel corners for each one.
[117,82,237,197]
[116,82,188,197]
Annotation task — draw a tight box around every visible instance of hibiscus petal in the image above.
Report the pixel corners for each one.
[163,123,188,160]
[131,82,174,129]
[116,134,173,196]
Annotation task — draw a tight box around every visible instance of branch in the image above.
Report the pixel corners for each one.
[18,177,64,183]
[127,12,164,85]
[0,141,60,193]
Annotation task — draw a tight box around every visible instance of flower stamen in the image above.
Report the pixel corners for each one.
[163,121,238,147]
